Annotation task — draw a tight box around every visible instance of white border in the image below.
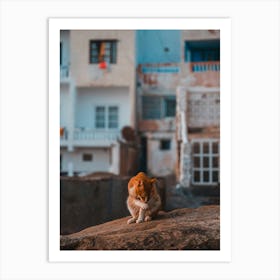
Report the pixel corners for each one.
[49,18,231,262]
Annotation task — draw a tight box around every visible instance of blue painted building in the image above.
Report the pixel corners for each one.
[136,30,181,64]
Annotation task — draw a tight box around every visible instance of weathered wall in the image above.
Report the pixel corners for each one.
[146,132,177,176]
[60,148,111,174]
[60,175,170,235]
[181,30,220,41]
[136,30,181,64]
[70,30,135,88]
[139,118,176,132]
[180,63,220,88]
[137,63,180,93]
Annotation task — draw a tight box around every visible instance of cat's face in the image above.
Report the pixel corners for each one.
[129,172,157,202]
[135,180,149,202]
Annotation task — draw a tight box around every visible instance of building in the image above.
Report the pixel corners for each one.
[136,30,220,187]
[60,29,220,185]
[60,30,137,176]
[177,30,220,187]
[136,30,181,176]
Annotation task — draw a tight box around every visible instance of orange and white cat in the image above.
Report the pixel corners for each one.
[127,172,161,224]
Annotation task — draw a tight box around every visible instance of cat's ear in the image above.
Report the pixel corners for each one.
[150,178,157,186]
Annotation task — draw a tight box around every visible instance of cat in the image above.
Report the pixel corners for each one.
[126,172,161,224]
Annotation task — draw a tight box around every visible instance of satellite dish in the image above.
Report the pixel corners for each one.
[121,126,136,142]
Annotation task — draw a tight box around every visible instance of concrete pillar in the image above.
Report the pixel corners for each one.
[68,80,76,152]
[180,143,192,188]
[110,141,120,175]
[176,86,191,187]
[176,86,188,144]
[67,161,74,177]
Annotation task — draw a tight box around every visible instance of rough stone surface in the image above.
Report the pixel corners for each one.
[60,175,167,235]
[60,205,220,250]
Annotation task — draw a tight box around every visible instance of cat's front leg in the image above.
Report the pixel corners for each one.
[127,217,137,224]
[136,208,146,223]
[134,199,149,210]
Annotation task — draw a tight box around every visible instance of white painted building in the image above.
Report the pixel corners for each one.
[60,30,136,176]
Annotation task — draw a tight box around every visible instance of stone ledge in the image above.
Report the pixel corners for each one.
[60,205,220,250]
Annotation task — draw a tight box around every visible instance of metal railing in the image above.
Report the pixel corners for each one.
[190,61,220,72]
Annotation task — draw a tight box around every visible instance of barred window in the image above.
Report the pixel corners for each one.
[192,139,220,185]
[89,40,117,64]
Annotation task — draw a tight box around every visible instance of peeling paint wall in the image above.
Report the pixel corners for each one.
[176,86,220,187]
[137,63,180,93]
[137,30,220,180]
[139,118,176,132]
[146,132,177,176]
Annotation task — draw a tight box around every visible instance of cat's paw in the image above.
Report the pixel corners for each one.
[141,203,149,210]
[136,218,144,223]
[127,217,137,224]
[144,216,152,222]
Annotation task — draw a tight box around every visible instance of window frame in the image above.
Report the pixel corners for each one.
[95,106,106,129]
[184,40,220,63]
[160,139,171,151]
[82,153,93,162]
[191,139,220,186]
[89,39,117,64]
[94,105,119,130]
[142,95,176,120]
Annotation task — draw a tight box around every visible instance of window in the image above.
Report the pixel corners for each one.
[191,139,219,185]
[164,97,176,117]
[108,106,119,129]
[82,154,93,162]
[89,40,117,64]
[142,96,161,120]
[95,106,106,129]
[185,40,220,62]
[95,106,119,129]
[160,139,171,150]
[142,95,176,120]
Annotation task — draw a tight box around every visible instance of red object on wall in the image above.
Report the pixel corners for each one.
[98,61,107,69]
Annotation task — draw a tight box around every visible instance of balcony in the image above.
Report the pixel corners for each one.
[184,61,220,87]
[60,128,119,147]
[190,61,220,72]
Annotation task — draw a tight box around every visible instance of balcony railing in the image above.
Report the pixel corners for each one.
[60,65,69,79]
[60,128,119,147]
[73,129,119,141]
[190,61,220,72]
